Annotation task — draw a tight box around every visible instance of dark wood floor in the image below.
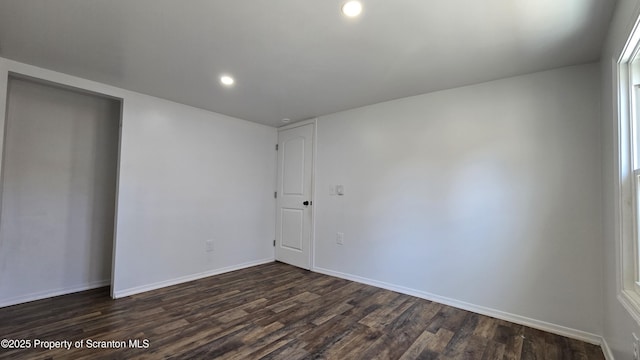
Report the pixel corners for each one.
[0,262,604,359]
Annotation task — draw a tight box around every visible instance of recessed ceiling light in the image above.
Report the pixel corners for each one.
[282,118,291,123]
[341,1,362,17]
[220,75,234,86]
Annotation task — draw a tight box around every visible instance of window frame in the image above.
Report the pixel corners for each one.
[617,19,640,324]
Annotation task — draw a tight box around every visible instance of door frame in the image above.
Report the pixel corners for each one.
[276,118,317,270]
[0,71,124,303]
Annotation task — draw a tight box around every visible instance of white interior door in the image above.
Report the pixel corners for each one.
[276,123,314,269]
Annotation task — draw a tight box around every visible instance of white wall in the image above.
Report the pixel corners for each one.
[113,92,277,295]
[314,63,603,339]
[0,77,119,306]
[601,0,640,358]
[0,57,277,301]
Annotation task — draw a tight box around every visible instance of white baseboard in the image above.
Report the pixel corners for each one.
[313,266,603,346]
[0,279,110,308]
[600,337,615,360]
[114,258,275,298]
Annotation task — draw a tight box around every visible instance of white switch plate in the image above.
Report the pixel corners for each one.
[336,185,344,196]
[336,232,344,245]
[206,240,214,252]
[329,186,336,195]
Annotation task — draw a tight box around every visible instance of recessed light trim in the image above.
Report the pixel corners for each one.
[282,118,291,123]
[341,1,362,17]
[220,75,235,86]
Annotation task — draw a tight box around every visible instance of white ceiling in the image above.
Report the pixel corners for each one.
[0,0,616,127]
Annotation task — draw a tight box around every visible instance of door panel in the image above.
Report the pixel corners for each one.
[275,123,314,269]
[283,137,305,195]
[281,208,303,251]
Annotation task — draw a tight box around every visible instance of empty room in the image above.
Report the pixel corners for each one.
[1,0,640,359]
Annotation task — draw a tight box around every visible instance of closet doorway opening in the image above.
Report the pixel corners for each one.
[0,74,121,307]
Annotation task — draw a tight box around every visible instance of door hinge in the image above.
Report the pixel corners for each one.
[273,240,276,247]
[275,144,279,151]
[274,191,277,198]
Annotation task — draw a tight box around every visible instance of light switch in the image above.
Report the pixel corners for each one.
[336,185,344,196]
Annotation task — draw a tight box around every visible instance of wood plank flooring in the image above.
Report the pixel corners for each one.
[0,262,605,359]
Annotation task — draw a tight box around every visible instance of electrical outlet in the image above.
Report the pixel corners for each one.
[205,240,214,252]
[336,232,344,245]
[634,333,639,360]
